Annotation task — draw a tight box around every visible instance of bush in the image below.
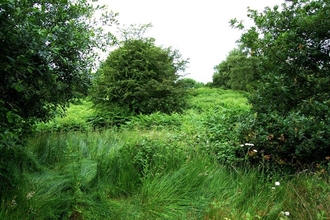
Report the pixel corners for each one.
[232,0,330,170]
[91,36,189,119]
[238,111,330,172]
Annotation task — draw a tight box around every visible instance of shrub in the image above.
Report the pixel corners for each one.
[232,0,330,170]
[91,32,189,120]
[238,111,330,172]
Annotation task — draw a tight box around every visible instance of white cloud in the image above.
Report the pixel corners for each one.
[98,0,284,83]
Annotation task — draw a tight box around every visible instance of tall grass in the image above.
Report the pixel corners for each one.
[36,99,95,132]
[1,88,330,219]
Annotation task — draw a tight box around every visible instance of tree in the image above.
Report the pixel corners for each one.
[212,48,261,91]
[232,0,330,170]
[91,26,189,120]
[0,0,116,195]
[1,0,116,126]
[179,78,204,90]
[212,60,231,89]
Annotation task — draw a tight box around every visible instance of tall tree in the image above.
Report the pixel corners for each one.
[0,0,116,195]
[1,0,116,135]
[212,48,260,91]
[232,0,330,170]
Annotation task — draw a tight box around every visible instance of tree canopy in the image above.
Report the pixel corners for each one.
[212,47,261,91]
[179,78,204,90]
[232,0,330,170]
[0,0,116,136]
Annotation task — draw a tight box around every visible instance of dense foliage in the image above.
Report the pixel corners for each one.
[91,36,189,120]
[2,88,329,219]
[212,48,261,91]
[178,78,204,89]
[2,0,330,217]
[232,0,330,170]
[0,0,116,196]
[0,0,115,130]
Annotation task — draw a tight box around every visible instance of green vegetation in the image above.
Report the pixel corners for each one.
[91,24,189,123]
[0,0,116,133]
[1,0,330,219]
[179,78,205,89]
[0,0,116,196]
[1,88,329,219]
[212,47,261,91]
[228,0,330,170]
[36,100,95,132]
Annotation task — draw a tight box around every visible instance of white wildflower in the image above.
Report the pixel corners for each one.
[245,143,254,146]
[253,149,258,152]
[281,211,290,216]
[26,191,35,199]
[11,199,17,207]
[275,181,280,186]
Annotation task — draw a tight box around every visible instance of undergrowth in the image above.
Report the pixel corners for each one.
[1,88,329,219]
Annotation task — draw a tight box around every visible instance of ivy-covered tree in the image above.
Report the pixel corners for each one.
[232,0,330,170]
[0,0,116,195]
[212,48,261,91]
[91,27,189,120]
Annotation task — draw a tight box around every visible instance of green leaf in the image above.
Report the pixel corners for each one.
[12,82,25,92]
[6,56,15,62]
[6,111,13,123]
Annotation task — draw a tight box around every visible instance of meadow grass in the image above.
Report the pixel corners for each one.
[36,99,95,132]
[1,88,330,219]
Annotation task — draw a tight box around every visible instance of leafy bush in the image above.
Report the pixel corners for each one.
[91,33,189,118]
[232,0,330,170]
[0,0,115,129]
[238,111,330,171]
[201,107,249,164]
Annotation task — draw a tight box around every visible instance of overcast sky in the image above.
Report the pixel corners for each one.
[99,0,284,83]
